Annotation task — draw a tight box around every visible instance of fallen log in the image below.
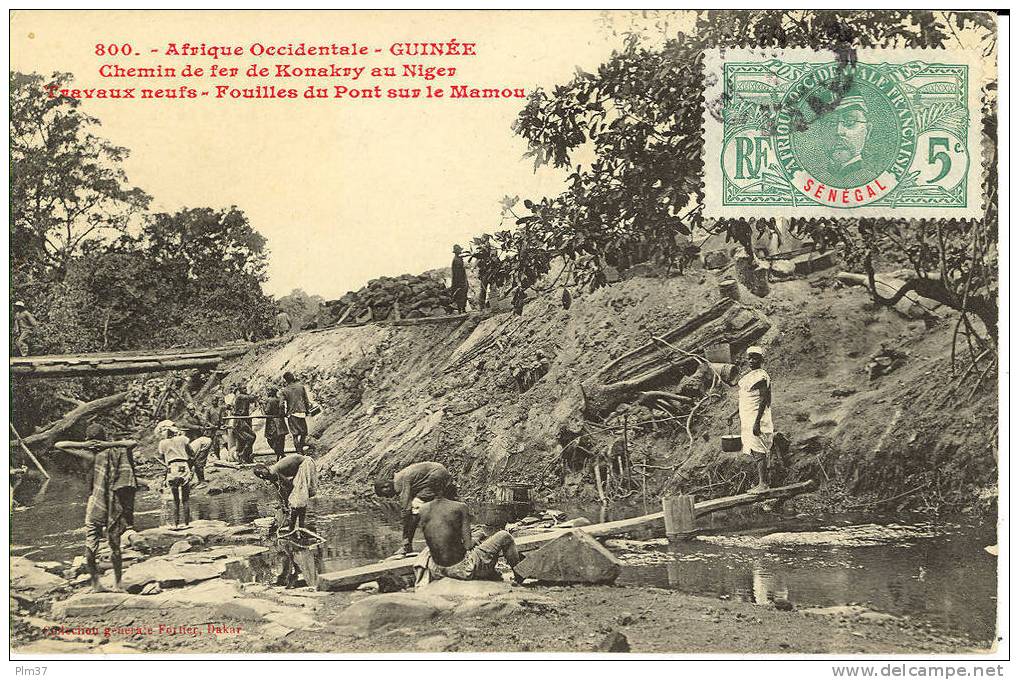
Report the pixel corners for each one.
[9,391,128,450]
[580,298,769,420]
[316,479,815,591]
[10,356,223,379]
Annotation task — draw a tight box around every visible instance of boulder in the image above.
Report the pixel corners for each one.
[515,529,622,584]
[418,579,513,600]
[52,592,163,618]
[173,579,243,606]
[217,598,279,621]
[331,592,454,632]
[11,556,67,602]
[703,249,731,270]
[265,609,321,631]
[770,260,797,278]
[168,541,192,555]
[120,557,225,593]
[594,631,630,652]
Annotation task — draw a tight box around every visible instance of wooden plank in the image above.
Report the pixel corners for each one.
[11,356,223,379]
[316,479,815,591]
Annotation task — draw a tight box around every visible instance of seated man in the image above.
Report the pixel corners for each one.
[254,453,317,536]
[374,461,452,556]
[416,490,524,584]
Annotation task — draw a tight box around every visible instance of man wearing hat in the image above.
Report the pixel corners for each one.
[12,300,38,357]
[450,244,469,314]
[728,346,774,493]
[828,95,876,186]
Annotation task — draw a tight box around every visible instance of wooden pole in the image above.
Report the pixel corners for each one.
[662,494,696,540]
[10,423,50,479]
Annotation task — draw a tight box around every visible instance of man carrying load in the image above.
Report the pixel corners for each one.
[254,453,318,537]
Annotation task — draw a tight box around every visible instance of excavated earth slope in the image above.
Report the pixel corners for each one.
[224,266,997,511]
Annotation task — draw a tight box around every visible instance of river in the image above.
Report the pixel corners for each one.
[11,474,997,643]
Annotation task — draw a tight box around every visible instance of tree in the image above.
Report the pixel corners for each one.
[9,71,150,286]
[276,289,325,331]
[470,10,998,348]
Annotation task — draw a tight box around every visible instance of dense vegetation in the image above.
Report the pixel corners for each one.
[473,10,997,368]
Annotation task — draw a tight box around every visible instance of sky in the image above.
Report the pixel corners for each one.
[10,10,660,299]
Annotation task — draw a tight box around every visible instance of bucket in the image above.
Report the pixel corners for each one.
[721,434,743,453]
[719,279,740,301]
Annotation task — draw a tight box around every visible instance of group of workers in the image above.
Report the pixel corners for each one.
[58,338,775,593]
[55,370,317,592]
[373,461,525,585]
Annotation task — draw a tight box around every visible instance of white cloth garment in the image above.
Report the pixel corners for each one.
[737,368,774,454]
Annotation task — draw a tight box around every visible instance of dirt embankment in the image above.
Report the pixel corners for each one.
[222,265,997,512]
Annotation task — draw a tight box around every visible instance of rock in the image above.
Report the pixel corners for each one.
[332,592,452,632]
[217,598,278,621]
[703,249,731,270]
[11,556,68,601]
[418,579,513,600]
[121,557,224,593]
[140,582,162,596]
[770,260,797,278]
[252,517,276,529]
[260,622,294,640]
[52,592,161,618]
[415,634,456,652]
[168,541,192,555]
[773,597,794,611]
[594,631,630,652]
[356,581,379,593]
[515,530,622,584]
[174,579,243,606]
[265,609,321,631]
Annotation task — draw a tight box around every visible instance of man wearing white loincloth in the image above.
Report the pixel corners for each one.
[728,345,774,493]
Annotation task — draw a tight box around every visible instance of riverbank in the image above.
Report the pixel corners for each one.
[12,575,987,655]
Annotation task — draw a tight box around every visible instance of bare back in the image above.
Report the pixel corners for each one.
[418,497,469,566]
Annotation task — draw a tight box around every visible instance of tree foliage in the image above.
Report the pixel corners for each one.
[469,9,998,345]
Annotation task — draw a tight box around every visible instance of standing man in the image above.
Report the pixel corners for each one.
[202,394,226,461]
[230,386,258,464]
[275,309,294,337]
[254,453,318,536]
[54,424,139,592]
[727,346,774,493]
[156,420,194,528]
[471,236,495,310]
[12,301,38,357]
[282,372,311,455]
[451,244,469,314]
[263,386,288,461]
[374,461,452,556]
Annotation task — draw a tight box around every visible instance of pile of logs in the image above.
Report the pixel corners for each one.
[320,274,455,325]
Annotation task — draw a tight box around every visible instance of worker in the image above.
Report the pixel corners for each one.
[54,424,139,592]
[263,387,288,460]
[413,485,524,585]
[12,300,38,357]
[275,310,293,337]
[281,372,311,455]
[176,418,213,487]
[202,394,226,461]
[374,461,452,556]
[156,420,194,527]
[451,244,468,314]
[253,453,318,537]
[727,346,774,493]
[230,386,258,464]
[471,236,495,310]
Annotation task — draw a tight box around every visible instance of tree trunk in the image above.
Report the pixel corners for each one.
[580,299,769,421]
[10,391,128,450]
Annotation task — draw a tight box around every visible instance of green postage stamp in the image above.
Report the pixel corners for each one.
[702,49,988,219]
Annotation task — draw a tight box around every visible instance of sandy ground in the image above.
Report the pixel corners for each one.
[12,580,987,656]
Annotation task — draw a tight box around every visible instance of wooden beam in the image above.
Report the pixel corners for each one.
[11,356,223,379]
[316,479,816,591]
[9,391,128,449]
